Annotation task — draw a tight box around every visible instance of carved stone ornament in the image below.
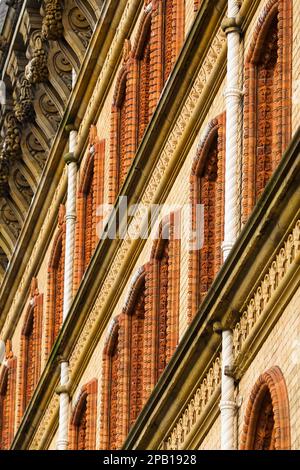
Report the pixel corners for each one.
[14,75,35,123]
[0,35,8,53]
[1,113,21,161]
[13,169,34,205]
[0,202,20,239]
[25,34,48,84]
[42,0,64,41]
[0,151,10,196]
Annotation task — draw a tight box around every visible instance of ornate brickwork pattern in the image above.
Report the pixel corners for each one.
[109,1,185,203]
[73,128,105,292]
[100,318,120,450]
[242,0,292,224]
[45,205,66,359]
[240,366,291,450]
[144,213,181,397]
[18,278,43,425]
[0,341,17,450]
[188,114,226,322]
[69,379,98,450]
[100,213,181,450]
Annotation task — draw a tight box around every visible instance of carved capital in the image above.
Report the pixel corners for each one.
[221,16,242,35]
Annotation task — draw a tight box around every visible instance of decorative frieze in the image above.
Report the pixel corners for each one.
[162,218,300,450]
[233,220,300,359]
[164,356,222,450]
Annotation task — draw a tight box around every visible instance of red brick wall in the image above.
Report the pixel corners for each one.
[18,278,43,424]
[0,342,17,450]
[240,366,291,450]
[242,0,292,225]
[69,379,98,450]
[188,114,226,322]
[73,128,105,292]
[100,214,181,449]
[45,205,66,358]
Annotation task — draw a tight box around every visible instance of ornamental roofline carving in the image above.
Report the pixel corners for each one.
[0,0,103,280]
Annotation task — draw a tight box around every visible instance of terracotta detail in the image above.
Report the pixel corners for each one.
[240,366,291,450]
[188,114,226,322]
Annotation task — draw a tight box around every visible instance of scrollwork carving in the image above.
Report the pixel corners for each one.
[39,92,60,132]
[0,203,21,240]
[164,356,222,449]
[25,132,46,170]
[53,50,72,92]
[68,7,92,49]
[233,220,300,358]
[13,169,34,206]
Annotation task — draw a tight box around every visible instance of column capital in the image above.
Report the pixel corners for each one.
[64,152,78,165]
[213,322,233,334]
[65,123,77,133]
[221,16,243,35]
[219,400,238,412]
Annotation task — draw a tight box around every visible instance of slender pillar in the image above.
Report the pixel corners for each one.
[220,329,236,450]
[214,322,237,450]
[56,146,77,451]
[222,0,243,261]
[56,64,78,450]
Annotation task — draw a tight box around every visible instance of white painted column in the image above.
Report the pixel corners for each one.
[220,329,236,450]
[57,71,78,451]
[222,0,243,261]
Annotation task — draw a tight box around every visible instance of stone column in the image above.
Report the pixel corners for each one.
[222,0,243,261]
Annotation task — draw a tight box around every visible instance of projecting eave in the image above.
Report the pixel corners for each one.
[123,128,300,450]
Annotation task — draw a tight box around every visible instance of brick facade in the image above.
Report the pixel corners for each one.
[45,205,66,358]
[18,278,43,424]
[100,212,181,449]
[242,0,292,225]
[240,366,291,450]
[1,0,298,452]
[0,341,16,450]
[73,128,105,292]
[69,379,98,450]
[188,114,226,322]
[100,317,120,450]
